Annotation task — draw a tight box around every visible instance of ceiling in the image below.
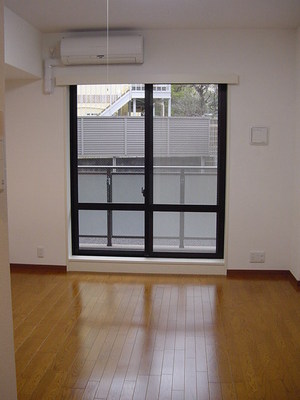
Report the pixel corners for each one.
[4,0,300,33]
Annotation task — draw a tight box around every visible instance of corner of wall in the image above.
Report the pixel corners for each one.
[4,6,42,79]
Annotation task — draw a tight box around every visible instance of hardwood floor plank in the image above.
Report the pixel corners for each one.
[171,391,184,400]
[145,375,160,400]
[172,350,184,391]
[184,357,197,399]
[150,350,164,376]
[94,332,128,399]
[235,382,250,400]
[30,369,68,400]
[196,371,209,400]
[195,335,207,372]
[125,329,145,381]
[17,351,56,398]
[209,382,223,400]
[107,366,127,400]
[74,358,97,389]
[161,349,174,375]
[185,336,196,359]
[221,382,237,400]
[132,375,148,400]
[120,380,135,400]
[158,374,172,400]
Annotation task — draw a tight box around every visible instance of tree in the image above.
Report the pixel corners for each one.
[171,84,218,117]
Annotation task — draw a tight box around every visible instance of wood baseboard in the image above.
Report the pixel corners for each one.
[227,269,290,279]
[227,269,300,289]
[10,264,67,273]
[287,270,300,289]
[9,265,300,289]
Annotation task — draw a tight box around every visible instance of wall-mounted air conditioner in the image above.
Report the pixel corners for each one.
[60,35,143,65]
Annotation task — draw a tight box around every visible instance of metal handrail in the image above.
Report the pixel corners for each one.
[78,165,217,170]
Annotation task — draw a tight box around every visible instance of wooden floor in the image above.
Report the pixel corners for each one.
[10,270,300,400]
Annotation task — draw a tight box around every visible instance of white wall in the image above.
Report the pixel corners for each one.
[4,6,42,79]
[5,28,297,272]
[5,80,67,266]
[0,1,18,398]
[223,30,295,270]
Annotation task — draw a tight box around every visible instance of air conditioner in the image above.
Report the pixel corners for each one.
[60,35,143,65]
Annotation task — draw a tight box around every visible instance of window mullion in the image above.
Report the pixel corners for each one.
[70,85,79,255]
[216,84,227,257]
[144,84,153,256]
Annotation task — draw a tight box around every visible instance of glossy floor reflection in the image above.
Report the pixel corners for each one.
[11,271,300,399]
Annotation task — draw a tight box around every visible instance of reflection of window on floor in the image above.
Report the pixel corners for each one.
[70,84,227,258]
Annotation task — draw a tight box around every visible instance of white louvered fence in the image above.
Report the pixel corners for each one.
[77,116,215,158]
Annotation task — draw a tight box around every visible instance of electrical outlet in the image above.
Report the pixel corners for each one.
[250,251,265,263]
[37,246,44,258]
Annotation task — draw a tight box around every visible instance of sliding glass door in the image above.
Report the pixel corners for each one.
[70,83,227,258]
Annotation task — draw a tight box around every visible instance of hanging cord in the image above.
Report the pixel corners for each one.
[106,0,109,86]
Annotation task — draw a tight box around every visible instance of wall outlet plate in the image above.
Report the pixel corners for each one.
[250,251,265,263]
[37,246,44,258]
[250,127,268,145]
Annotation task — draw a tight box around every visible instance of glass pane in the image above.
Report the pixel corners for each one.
[78,172,107,203]
[77,84,145,203]
[153,84,218,205]
[153,212,216,253]
[79,210,144,250]
[79,210,107,248]
[112,169,144,202]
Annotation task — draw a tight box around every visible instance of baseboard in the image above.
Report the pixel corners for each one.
[9,264,300,288]
[287,270,300,289]
[10,264,67,273]
[227,269,290,279]
[227,269,300,289]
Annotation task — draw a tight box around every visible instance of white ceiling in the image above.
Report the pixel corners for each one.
[4,0,300,33]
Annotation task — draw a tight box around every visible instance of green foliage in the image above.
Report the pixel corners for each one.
[171,84,218,117]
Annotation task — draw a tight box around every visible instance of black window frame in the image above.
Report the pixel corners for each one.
[70,83,227,259]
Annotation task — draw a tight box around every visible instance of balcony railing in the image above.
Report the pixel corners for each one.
[78,165,217,251]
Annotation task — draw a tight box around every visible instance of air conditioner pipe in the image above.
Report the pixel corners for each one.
[44,58,61,95]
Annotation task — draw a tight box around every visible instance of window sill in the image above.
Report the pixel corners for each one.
[67,256,225,275]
